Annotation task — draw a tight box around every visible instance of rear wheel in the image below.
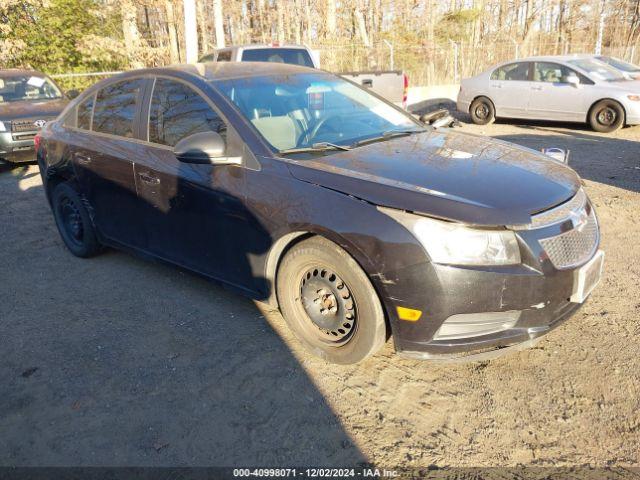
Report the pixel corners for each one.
[276,236,387,364]
[589,100,625,133]
[469,96,496,125]
[51,182,101,258]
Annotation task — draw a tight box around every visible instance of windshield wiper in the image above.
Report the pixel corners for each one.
[279,142,352,155]
[352,128,426,147]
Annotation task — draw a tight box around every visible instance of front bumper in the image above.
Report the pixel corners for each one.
[384,206,602,361]
[0,131,37,163]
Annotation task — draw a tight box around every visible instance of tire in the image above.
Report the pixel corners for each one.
[51,182,101,258]
[469,96,496,125]
[589,100,625,133]
[276,236,387,364]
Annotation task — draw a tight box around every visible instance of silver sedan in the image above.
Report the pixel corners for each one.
[457,55,640,132]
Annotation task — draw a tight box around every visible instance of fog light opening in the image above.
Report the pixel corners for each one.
[433,311,521,341]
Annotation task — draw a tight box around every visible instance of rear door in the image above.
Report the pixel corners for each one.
[527,62,592,121]
[71,78,149,248]
[488,62,533,118]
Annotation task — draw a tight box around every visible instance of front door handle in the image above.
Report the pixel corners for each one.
[138,172,160,185]
[531,85,543,90]
[491,84,502,88]
[73,152,91,165]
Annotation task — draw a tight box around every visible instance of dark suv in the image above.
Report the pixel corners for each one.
[36,63,604,364]
[0,69,68,164]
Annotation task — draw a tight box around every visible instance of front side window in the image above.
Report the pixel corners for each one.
[0,74,62,103]
[533,62,573,83]
[491,62,530,81]
[533,62,592,85]
[214,72,421,151]
[148,78,226,147]
[240,48,314,68]
[93,79,144,138]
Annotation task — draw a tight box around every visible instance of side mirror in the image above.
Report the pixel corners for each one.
[565,75,580,87]
[66,89,80,99]
[173,131,241,165]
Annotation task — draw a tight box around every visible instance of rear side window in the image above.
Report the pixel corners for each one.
[76,94,94,130]
[93,79,144,138]
[241,48,314,67]
[148,78,226,147]
[491,62,530,81]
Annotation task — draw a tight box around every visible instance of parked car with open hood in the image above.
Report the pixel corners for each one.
[36,62,603,364]
[0,69,69,164]
[594,55,640,80]
[458,55,640,132]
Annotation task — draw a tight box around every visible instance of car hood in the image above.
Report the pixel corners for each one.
[284,129,581,226]
[0,98,68,122]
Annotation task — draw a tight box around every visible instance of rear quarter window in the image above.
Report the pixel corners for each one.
[76,94,95,130]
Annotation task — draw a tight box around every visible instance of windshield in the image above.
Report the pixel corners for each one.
[240,48,314,67]
[0,74,63,103]
[213,73,421,152]
[596,56,640,73]
[567,58,628,82]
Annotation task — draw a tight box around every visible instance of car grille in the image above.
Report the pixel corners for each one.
[11,118,52,133]
[538,207,599,270]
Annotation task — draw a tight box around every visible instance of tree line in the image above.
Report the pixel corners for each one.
[2,0,640,87]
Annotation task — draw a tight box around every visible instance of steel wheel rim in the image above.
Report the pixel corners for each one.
[59,196,84,246]
[597,107,617,126]
[475,103,489,120]
[298,267,357,346]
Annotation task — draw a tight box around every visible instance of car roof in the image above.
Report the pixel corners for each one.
[510,54,596,63]
[0,68,47,78]
[215,44,310,51]
[115,61,319,82]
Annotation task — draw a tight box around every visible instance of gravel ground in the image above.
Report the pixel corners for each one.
[0,118,639,469]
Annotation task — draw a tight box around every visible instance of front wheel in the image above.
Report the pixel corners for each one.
[469,96,496,125]
[276,237,387,364]
[589,100,625,133]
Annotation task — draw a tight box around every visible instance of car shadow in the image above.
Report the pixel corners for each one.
[0,164,368,466]
[491,126,640,193]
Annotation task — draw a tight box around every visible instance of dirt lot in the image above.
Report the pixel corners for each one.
[1,119,639,469]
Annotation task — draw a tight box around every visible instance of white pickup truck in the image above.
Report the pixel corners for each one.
[199,44,408,108]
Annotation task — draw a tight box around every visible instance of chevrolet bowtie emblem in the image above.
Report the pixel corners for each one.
[569,209,588,232]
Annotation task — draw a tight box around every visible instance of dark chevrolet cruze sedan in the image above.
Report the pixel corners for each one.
[1,69,69,164]
[36,63,604,364]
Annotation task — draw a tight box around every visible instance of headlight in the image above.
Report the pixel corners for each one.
[379,207,521,266]
[0,121,6,132]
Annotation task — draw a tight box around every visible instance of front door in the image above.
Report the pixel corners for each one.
[134,77,257,291]
[527,62,591,121]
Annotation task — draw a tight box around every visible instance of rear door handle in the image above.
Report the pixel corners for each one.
[138,172,160,186]
[531,85,543,90]
[73,152,91,165]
